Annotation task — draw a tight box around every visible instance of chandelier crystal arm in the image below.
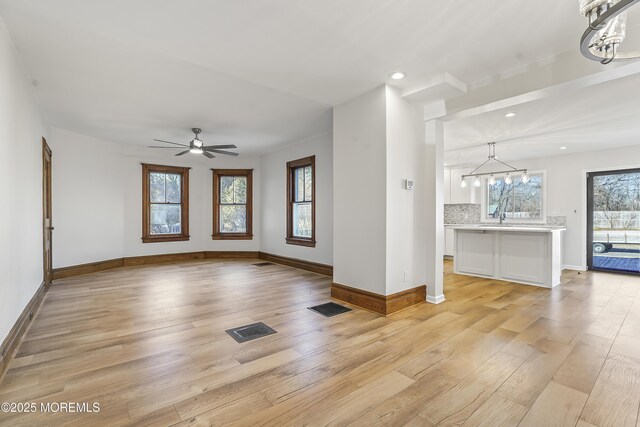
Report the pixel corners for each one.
[580,0,640,63]
[459,142,528,183]
[461,169,528,179]
[468,158,493,176]
[492,157,520,172]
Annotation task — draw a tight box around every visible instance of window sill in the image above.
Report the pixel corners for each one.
[212,234,253,240]
[142,235,190,243]
[286,237,316,247]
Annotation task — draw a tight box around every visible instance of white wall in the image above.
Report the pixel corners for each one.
[449,144,640,269]
[0,19,50,345]
[49,128,261,267]
[385,87,427,294]
[49,128,124,266]
[333,85,388,294]
[260,132,333,265]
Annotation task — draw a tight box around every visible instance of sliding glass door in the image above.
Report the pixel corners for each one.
[587,169,640,274]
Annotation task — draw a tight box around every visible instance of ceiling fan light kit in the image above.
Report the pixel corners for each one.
[579,0,640,64]
[149,128,239,159]
[460,143,528,188]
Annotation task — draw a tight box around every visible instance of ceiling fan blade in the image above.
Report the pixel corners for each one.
[175,150,190,156]
[148,146,183,149]
[203,149,239,156]
[202,144,237,149]
[202,151,215,159]
[153,139,189,147]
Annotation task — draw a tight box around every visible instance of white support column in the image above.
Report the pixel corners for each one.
[425,120,445,304]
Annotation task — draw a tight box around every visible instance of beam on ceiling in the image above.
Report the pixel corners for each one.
[424,50,640,122]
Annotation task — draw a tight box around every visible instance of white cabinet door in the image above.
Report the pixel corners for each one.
[499,232,547,285]
[455,230,494,276]
[444,228,454,256]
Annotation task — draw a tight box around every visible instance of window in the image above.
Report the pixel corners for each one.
[286,156,315,247]
[483,171,545,222]
[212,169,253,240]
[142,164,190,243]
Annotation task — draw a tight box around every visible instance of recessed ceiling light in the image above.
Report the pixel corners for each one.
[389,72,406,80]
[504,112,517,118]
[560,146,567,150]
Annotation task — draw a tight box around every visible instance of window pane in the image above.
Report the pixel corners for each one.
[150,173,166,203]
[513,176,542,219]
[234,176,247,204]
[304,166,312,201]
[220,205,246,233]
[295,167,305,202]
[150,204,181,235]
[165,173,181,203]
[293,202,312,237]
[487,179,513,219]
[220,176,234,204]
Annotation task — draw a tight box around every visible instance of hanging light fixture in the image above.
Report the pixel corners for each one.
[504,173,513,185]
[460,143,528,187]
[578,0,640,64]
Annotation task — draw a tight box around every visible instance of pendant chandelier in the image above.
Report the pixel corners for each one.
[579,0,640,64]
[460,143,528,188]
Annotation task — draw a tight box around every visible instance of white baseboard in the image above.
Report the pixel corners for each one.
[563,265,587,271]
[427,294,445,304]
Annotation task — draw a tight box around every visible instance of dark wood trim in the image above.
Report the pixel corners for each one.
[258,251,332,276]
[52,258,124,280]
[123,251,205,266]
[51,252,262,279]
[142,163,190,243]
[331,283,426,316]
[205,251,259,259]
[42,138,53,287]
[1,281,47,379]
[212,169,253,240]
[286,156,316,247]
[586,167,640,275]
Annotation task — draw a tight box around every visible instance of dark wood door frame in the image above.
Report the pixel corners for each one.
[42,138,53,286]
[587,167,640,275]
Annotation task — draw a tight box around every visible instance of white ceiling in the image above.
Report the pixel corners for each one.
[0,0,596,153]
[445,69,640,166]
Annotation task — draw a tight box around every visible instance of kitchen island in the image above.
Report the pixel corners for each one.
[451,224,566,288]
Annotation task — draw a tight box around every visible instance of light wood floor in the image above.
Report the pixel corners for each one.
[1,259,640,426]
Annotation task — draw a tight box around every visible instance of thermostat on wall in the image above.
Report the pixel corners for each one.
[405,179,414,190]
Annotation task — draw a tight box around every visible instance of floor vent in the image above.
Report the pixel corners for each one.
[253,262,274,267]
[308,302,352,317]
[226,322,277,343]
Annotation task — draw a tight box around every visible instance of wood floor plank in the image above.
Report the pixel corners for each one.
[461,393,529,427]
[1,258,638,426]
[419,351,525,426]
[579,352,640,427]
[519,381,588,427]
[553,333,613,394]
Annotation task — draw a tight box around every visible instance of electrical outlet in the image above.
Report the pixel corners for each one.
[403,271,409,282]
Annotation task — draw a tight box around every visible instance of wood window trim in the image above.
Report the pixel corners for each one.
[286,156,316,247]
[212,169,253,240]
[142,163,190,243]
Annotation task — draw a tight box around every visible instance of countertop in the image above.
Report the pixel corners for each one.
[447,224,566,233]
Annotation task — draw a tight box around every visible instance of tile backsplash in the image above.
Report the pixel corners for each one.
[445,203,567,227]
[444,204,481,224]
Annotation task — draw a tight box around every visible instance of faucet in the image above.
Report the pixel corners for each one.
[499,212,506,225]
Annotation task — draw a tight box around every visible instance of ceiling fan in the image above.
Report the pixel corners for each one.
[149,128,239,159]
